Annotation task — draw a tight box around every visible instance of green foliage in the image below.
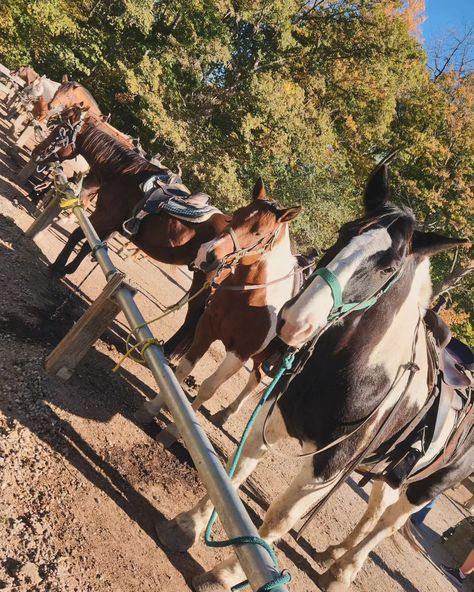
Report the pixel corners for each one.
[0,0,472,341]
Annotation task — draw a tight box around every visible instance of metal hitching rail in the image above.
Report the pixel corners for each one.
[70,205,288,592]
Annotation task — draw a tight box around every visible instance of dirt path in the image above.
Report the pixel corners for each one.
[0,102,472,592]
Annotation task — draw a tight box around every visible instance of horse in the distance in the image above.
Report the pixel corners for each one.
[10,65,39,85]
[135,179,302,432]
[34,106,230,359]
[155,164,472,592]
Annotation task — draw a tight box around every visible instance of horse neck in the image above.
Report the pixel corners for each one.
[312,257,432,405]
[51,85,101,116]
[98,120,132,146]
[281,258,433,447]
[363,257,432,379]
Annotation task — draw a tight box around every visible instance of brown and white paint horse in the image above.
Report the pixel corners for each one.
[155,164,471,592]
[135,179,301,429]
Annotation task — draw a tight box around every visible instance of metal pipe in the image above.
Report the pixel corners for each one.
[73,207,288,592]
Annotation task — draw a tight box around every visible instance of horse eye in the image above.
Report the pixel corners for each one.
[382,266,397,275]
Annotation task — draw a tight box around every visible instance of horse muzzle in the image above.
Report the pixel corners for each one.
[199,250,220,273]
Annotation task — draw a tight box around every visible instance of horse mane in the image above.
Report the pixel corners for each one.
[79,120,159,176]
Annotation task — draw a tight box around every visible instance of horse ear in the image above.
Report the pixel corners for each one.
[276,206,302,223]
[412,231,469,257]
[62,74,69,83]
[364,164,390,212]
[252,177,267,200]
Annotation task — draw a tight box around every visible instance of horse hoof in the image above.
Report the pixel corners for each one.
[156,423,179,448]
[155,518,196,552]
[317,571,349,592]
[211,409,230,427]
[133,405,156,426]
[192,572,227,592]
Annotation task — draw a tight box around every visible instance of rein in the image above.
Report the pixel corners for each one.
[211,260,315,292]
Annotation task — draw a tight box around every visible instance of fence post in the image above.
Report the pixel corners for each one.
[24,190,62,238]
[46,272,125,379]
[16,123,36,149]
[17,156,38,183]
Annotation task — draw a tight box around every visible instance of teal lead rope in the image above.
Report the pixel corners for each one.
[204,352,295,592]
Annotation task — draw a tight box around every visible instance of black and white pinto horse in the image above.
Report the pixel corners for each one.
[156,165,472,591]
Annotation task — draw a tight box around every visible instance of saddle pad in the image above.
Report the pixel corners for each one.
[123,174,221,236]
[161,200,221,223]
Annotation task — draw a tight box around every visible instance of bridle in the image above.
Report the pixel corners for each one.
[215,224,282,273]
[307,265,403,322]
[36,113,86,170]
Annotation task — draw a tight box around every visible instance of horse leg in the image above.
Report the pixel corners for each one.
[50,226,86,275]
[315,480,399,567]
[156,400,284,554]
[318,491,424,592]
[212,366,261,426]
[193,460,343,592]
[134,311,215,426]
[163,270,210,362]
[192,351,245,412]
[60,216,115,275]
[155,351,244,447]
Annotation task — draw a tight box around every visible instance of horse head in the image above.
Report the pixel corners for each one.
[194,178,301,273]
[48,80,101,118]
[33,105,89,165]
[278,164,468,348]
[21,75,45,103]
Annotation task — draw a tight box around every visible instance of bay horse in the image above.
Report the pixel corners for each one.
[135,179,301,428]
[34,107,230,359]
[155,164,471,592]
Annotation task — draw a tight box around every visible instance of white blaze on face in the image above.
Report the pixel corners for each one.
[279,227,393,347]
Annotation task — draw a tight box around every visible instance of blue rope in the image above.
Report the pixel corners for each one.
[204,352,295,592]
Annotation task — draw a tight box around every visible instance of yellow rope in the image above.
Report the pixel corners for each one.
[48,168,83,209]
[112,280,211,372]
[60,196,82,209]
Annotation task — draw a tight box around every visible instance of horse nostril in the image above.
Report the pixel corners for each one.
[206,251,216,264]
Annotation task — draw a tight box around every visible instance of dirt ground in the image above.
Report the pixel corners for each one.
[0,100,472,592]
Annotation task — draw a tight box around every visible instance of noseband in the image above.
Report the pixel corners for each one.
[306,266,402,322]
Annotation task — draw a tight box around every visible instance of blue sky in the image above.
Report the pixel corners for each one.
[422,0,474,49]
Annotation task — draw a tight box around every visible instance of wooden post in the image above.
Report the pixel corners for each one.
[46,272,125,379]
[16,123,36,148]
[11,112,28,137]
[17,156,38,183]
[0,80,10,99]
[25,189,62,238]
[465,495,474,512]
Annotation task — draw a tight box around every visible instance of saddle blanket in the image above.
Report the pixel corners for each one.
[123,172,221,236]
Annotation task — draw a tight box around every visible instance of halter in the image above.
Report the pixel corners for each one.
[308,266,402,322]
[218,225,281,272]
[36,114,86,167]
